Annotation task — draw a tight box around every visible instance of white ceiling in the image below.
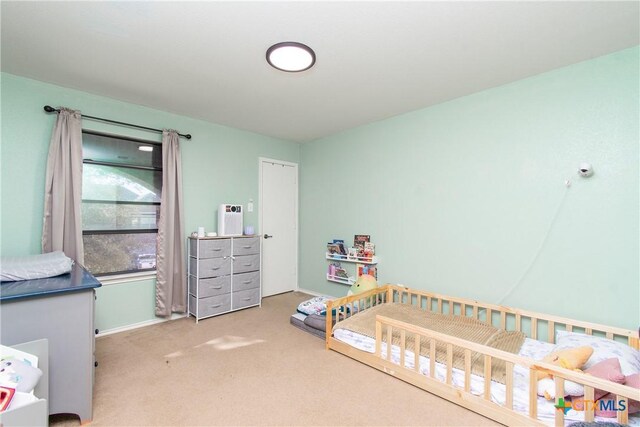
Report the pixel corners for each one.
[1,1,638,143]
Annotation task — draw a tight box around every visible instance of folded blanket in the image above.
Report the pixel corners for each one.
[1,251,74,281]
[334,303,525,383]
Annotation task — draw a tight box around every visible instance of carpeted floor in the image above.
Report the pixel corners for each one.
[50,291,499,426]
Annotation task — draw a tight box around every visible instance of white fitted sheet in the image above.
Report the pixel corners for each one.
[333,328,639,426]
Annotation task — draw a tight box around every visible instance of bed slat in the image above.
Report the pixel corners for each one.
[429,339,436,378]
[584,386,595,422]
[472,305,478,319]
[486,308,492,326]
[446,343,453,385]
[548,321,555,344]
[400,329,406,368]
[483,355,491,400]
[617,396,629,424]
[437,299,442,314]
[500,311,506,330]
[529,368,537,419]
[386,325,392,361]
[464,349,471,392]
[375,319,381,357]
[531,318,538,340]
[515,313,521,332]
[505,361,513,410]
[554,377,565,426]
[461,302,466,317]
[414,333,420,372]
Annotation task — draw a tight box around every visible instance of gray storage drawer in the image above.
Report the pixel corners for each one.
[189,275,231,298]
[233,237,260,256]
[189,257,231,278]
[190,238,231,259]
[233,271,260,292]
[232,288,260,310]
[233,254,260,274]
[190,293,231,318]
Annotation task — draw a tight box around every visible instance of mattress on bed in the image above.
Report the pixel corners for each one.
[333,328,640,426]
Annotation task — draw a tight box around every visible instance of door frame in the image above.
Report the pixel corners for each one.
[258,157,299,293]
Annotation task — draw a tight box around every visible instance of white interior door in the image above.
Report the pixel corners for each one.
[260,158,298,297]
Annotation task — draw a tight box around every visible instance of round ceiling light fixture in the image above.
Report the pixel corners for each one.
[266,42,316,72]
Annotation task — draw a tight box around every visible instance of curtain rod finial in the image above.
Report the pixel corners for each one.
[43,105,57,113]
[185,134,192,140]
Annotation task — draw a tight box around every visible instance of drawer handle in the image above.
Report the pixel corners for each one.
[242,298,251,301]
[211,248,222,252]
[211,267,220,270]
[211,304,222,308]
[210,286,223,289]
[242,245,251,249]
[243,263,252,267]
[242,280,252,284]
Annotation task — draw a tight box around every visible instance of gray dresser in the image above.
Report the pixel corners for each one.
[188,236,261,322]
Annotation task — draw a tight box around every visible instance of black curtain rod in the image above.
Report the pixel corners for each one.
[43,105,191,140]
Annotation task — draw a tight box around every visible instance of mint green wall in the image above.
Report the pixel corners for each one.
[0,73,299,331]
[300,47,639,330]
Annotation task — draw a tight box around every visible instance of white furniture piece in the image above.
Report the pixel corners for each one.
[0,339,48,427]
[0,264,100,423]
[325,253,379,285]
[188,236,261,322]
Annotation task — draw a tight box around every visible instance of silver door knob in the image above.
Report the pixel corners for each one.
[264,234,273,239]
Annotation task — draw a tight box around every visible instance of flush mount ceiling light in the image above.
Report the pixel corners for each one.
[266,42,316,72]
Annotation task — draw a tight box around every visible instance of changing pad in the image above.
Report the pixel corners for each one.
[1,251,74,282]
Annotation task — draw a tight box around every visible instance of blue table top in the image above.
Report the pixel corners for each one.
[0,263,101,302]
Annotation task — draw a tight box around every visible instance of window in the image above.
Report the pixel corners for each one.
[82,130,162,276]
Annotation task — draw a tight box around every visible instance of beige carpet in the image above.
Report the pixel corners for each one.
[51,291,499,426]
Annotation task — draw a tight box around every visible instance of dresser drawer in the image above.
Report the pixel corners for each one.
[233,271,260,292]
[233,237,260,256]
[190,238,231,259]
[233,254,260,274]
[190,293,231,318]
[232,288,260,310]
[189,257,231,278]
[189,275,231,298]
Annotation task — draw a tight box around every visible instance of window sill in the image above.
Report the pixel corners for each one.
[97,271,157,286]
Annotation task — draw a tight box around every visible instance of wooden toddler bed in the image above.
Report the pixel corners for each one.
[325,284,640,426]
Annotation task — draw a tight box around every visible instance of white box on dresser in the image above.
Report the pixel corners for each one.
[188,236,261,322]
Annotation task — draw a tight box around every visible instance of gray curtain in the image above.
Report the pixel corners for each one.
[42,107,84,264]
[156,130,186,316]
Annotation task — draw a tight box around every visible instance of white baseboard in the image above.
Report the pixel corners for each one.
[297,287,335,298]
[97,313,187,337]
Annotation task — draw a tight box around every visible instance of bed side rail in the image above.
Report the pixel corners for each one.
[325,285,391,349]
[387,285,638,348]
[376,314,640,427]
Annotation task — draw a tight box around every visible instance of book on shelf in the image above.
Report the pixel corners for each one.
[353,235,370,257]
[332,239,347,255]
[357,265,377,280]
[326,243,343,257]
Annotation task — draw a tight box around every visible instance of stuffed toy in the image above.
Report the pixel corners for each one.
[0,358,43,393]
[347,274,378,296]
[536,346,593,400]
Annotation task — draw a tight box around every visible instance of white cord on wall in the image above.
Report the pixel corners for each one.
[496,178,572,305]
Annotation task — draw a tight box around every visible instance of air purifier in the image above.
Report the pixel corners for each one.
[218,204,243,236]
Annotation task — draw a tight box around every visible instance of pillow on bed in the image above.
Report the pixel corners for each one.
[297,296,332,316]
[555,330,640,376]
[537,357,626,400]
